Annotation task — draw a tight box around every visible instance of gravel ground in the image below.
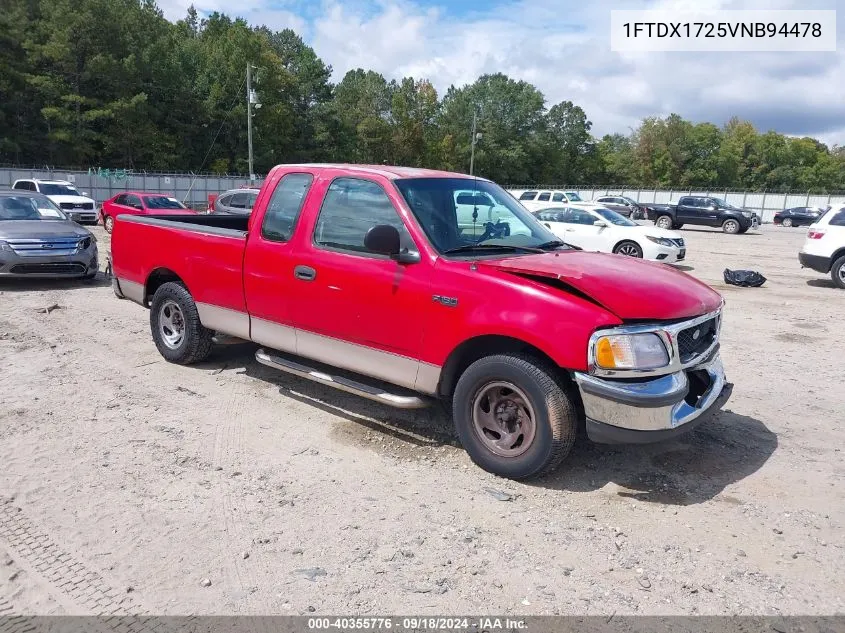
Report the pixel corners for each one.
[0,223,843,616]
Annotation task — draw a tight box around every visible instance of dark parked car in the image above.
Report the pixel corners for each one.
[211,188,260,216]
[647,196,759,234]
[774,206,827,227]
[593,196,647,220]
[0,191,98,279]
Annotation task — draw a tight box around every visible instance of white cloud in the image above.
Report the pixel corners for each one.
[156,0,845,147]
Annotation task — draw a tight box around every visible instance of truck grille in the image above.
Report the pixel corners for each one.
[9,263,86,275]
[677,317,717,362]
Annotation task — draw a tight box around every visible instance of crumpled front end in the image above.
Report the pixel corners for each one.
[572,308,733,443]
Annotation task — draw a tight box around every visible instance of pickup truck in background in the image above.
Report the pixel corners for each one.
[110,164,733,480]
[647,196,760,234]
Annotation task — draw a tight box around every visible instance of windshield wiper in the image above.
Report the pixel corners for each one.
[535,240,568,250]
[443,243,546,255]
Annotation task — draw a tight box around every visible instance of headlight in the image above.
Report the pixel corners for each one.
[78,237,92,250]
[0,241,12,252]
[646,236,674,247]
[594,333,669,371]
[742,211,752,218]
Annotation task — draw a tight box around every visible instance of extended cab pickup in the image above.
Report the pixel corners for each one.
[110,164,733,480]
[648,196,759,234]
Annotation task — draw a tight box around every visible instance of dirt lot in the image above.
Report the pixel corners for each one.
[0,223,843,617]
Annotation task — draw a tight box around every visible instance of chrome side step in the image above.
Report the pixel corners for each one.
[255,348,430,409]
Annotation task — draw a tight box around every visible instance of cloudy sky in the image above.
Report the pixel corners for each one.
[156,0,845,147]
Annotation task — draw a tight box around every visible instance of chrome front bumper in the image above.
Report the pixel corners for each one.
[573,352,732,444]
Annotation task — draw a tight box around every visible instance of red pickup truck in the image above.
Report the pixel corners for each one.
[110,164,732,480]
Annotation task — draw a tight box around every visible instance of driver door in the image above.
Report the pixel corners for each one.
[555,208,606,251]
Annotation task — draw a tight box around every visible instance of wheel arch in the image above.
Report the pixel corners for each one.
[437,334,570,399]
[831,248,845,268]
[612,238,643,254]
[145,267,186,306]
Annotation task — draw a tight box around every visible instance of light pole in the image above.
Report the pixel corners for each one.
[469,109,482,176]
[246,64,261,183]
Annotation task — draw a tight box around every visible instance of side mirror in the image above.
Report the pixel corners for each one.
[364,224,420,263]
[594,221,608,228]
[364,224,401,255]
[708,205,717,211]
[544,223,552,229]
[82,191,89,196]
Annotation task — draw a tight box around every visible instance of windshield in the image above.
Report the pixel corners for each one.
[565,191,582,201]
[710,197,738,209]
[38,183,81,196]
[144,196,186,209]
[0,195,67,221]
[593,206,637,226]
[394,178,563,255]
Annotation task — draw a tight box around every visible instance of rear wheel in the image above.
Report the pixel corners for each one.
[831,255,845,290]
[722,218,741,234]
[103,215,115,233]
[149,282,213,364]
[613,240,643,258]
[655,215,673,230]
[452,354,578,480]
[782,217,793,227]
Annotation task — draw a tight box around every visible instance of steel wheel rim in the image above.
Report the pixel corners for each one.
[618,243,641,257]
[656,217,672,229]
[471,381,537,458]
[783,218,792,227]
[725,220,738,232]
[159,300,186,349]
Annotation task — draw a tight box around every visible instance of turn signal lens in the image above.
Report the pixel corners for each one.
[594,333,669,370]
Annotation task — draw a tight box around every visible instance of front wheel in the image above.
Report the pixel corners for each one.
[782,218,793,227]
[452,354,578,480]
[722,218,741,234]
[103,215,115,233]
[613,240,643,258]
[655,215,674,230]
[149,282,214,364]
[831,255,845,290]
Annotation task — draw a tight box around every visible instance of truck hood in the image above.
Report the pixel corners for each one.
[478,251,722,321]
[0,220,91,240]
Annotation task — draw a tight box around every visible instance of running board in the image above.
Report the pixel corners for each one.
[255,349,430,409]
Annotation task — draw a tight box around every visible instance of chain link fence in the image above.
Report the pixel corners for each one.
[505,185,845,223]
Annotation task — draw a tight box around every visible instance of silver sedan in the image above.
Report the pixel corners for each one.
[0,191,99,279]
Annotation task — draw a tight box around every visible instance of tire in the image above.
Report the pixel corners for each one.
[831,255,845,290]
[722,218,741,234]
[149,282,214,364]
[782,218,793,227]
[103,215,114,233]
[673,223,684,230]
[738,227,749,234]
[613,240,643,258]
[655,215,674,230]
[452,354,578,480]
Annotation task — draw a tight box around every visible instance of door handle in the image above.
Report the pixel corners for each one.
[294,265,316,281]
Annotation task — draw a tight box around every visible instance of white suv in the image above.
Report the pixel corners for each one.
[799,205,845,289]
[509,189,584,211]
[12,179,98,224]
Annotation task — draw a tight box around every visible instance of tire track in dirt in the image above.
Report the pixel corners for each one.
[209,376,267,613]
[0,500,183,633]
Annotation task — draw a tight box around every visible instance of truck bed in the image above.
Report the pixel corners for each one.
[110,212,249,316]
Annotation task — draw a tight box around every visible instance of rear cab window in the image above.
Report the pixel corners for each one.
[260,173,314,242]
